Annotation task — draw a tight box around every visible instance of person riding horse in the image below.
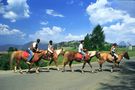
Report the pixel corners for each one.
[26,39,40,64]
[110,43,118,62]
[78,40,86,60]
[47,40,54,59]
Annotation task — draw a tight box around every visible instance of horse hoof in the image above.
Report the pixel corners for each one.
[98,69,102,72]
[81,71,84,74]
[71,70,74,72]
[14,71,17,73]
[19,71,23,74]
[57,68,60,71]
[62,70,65,72]
[36,70,39,74]
[91,70,94,73]
[47,68,50,71]
[36,71,39,74]
[111,69,113,73]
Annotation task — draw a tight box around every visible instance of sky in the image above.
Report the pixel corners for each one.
[0,0,135,45]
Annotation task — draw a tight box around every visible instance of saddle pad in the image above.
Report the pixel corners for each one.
[23,51,29,58]
[75,53,83,59]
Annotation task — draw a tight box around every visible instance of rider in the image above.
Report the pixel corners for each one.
[110,43,118,62]
[47,40,54,58]
[26,39,40,64]
[78,40,86,60]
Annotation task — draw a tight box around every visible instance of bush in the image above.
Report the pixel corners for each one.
[0,53,10,70]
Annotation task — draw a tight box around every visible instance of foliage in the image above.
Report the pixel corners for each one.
[84,24,105,51]
[84,34,91,50]
[0,53,10,70]
[8,47,18,52]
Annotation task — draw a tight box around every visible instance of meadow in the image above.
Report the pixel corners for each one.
[0,47,135,70]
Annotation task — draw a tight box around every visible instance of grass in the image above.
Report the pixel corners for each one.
[0,46,135,70]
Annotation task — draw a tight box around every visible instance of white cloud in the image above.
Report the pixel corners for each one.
[29,26,65,42]
[40,21,48,25]
[29,26,85,43]
[65,33,84,41]
[0,23,26,38]
[86,0,135,45]
[0,0,30,22]
[46,9,64,17]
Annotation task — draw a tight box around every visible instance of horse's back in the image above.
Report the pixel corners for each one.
[100,52,114,61]
[63,51,77,59]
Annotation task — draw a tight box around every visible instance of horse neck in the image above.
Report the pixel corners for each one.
[55,49,61,56]
[118,53,124,61]
[36,52,44,58]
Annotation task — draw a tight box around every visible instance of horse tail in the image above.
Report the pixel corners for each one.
[10,51,16,70]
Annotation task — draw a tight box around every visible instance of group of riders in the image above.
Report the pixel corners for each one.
[26,39,54,65]
[26,39,118,64]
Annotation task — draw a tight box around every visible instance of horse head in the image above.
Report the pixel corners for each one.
[123,52,130,60]
[95,51,100,58]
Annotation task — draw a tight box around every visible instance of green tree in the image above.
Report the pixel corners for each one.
[90,24,105,50]
[84,34,91,50]
[8,47,18,52]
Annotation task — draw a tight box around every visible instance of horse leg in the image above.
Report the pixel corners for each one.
[27,64,32,73]
[87,61,94,73]
[69,61,73,72]
[111,62,117,72]
[47,59,53,71]
[14,60,18,73]
[54,59,60,71]
[98,60,103,71]
[81,61,86,73]
[35,62,40,74]
[62,60,69,72]
[17,61,23,74]
[14,65,17,73]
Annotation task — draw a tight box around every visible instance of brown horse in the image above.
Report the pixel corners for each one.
[96,51,130,72]
[62,51,97,73]
[41,48,64,71]
[10,50,46,73]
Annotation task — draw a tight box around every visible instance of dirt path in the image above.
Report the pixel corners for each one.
[0,58,135,90]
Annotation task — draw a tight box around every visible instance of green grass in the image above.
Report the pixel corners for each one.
[0,46,135,70]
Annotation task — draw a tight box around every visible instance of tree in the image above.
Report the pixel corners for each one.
[90,24,105,50]
[84,34,91,50]
[8,47,18,52]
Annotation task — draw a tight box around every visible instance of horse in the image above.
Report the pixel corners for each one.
[62,50,98,73]
[41,48,64,71]
[10,50,46,74]
[96,51,130,72]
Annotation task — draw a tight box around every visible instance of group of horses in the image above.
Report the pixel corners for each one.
[10,48,130,74]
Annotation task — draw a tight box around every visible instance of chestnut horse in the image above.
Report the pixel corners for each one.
[62,51,98,73]
[10,50,46,73]
[96,51,130,72]
[42,48,64,71]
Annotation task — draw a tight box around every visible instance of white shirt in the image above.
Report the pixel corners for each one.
[48,44,53,53]
[111,47,115,53]
[32,42,37,48]
[78,43,83,52]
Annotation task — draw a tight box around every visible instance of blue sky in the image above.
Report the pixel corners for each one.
[0,0,135,45]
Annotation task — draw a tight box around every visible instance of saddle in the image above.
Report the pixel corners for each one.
[75,53,83,61]
[43,51,53,60]
[22,51,29,58]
